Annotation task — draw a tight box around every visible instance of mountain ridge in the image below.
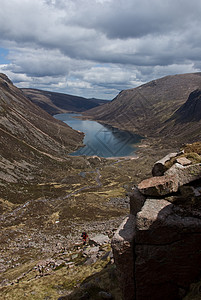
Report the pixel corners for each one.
[0,73,84,185]
[21,88,108,115]
[171,89,201,123]
[83,73,201,145]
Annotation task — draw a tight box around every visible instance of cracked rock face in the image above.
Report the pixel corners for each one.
[112,151,201,300]
[135,198,201,300]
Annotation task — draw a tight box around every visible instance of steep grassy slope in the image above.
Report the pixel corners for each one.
[0,73,83,185]
[83,73,201,144]
[21,88,108,115]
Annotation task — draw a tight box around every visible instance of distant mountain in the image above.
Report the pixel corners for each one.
[171,89,201,123]
[159,88,201,142]
[83,73,201,145]
[0,74,83,184]
[21,88,108,115]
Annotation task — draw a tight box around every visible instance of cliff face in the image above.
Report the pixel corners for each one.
[112,145,201,300]
[171,89,201,123]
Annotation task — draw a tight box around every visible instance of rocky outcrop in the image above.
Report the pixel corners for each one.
[152,152,182,176]
[112,151,201,300]
[112,215,136,300]
[138,175,179,196]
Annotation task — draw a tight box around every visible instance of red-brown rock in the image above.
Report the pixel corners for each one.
[138,175,178,196]
[176,157,192,166]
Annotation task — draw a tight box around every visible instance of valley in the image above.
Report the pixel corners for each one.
[83,73,201,146]
[0,146,170,299]
[21,88,108,116]
[1,72,201,299]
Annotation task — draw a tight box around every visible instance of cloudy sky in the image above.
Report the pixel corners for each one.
[0,0,201,99]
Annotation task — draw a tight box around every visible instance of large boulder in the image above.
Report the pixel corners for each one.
[152,152,181,176]
[165,163,201,186]
[134,198,201,300]
[111,215,136,300]
[112,149,201,300]
[175,157,192,166]
[129,186,146,215]
[137,175,178,196]
[90,234,110,246]
[138,163,201,197]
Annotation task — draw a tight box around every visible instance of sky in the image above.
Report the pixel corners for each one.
[0,0,201,100]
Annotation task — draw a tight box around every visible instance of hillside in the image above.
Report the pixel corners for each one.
[172,89,201,123]
[2,72,201,299]
[0,73,83,186]
[21,88,108,115]
[158,88,201,142]
[83,73,201,145]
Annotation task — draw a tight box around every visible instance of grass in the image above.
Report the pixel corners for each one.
[0,143,183,300]
[164,142,201,170]
[0,242,121,300]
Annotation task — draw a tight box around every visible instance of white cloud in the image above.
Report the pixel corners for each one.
[0,0,201,98]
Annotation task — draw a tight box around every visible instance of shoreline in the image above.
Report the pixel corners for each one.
[106,155,139,160]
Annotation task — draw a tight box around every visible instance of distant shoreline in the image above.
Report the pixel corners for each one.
[106,155,139,160]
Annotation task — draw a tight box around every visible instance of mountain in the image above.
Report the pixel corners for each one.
[0,73,83,185]
[83,73,201,144]
[21,88,108,115]
[171,89,201,123]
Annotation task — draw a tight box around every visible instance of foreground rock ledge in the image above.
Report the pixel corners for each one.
[112,151,201,300]
[111,215,135,300]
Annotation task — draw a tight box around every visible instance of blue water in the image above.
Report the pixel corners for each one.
[54,113,143,158]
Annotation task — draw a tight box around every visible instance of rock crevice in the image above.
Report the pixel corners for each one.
[112,149,201,300]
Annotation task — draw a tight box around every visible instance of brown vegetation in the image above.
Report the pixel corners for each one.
[83,73,201,145]
[21,88,108,115]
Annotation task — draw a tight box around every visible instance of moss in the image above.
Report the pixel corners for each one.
[182,142,201,155]
[185,152,201,164]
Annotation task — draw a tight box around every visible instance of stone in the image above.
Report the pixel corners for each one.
[165,163,201,187]
[84,254,97,265]
[176,157,192,166]
[111,215,135,300]
[129,186,146,215]
[90,234,110,245]
[113,151,201,300]
[138,175,178,196]
[134,198,201,299]
[152,152,182,176]
[136,198,201,244]
[83,246,99,256]
[66,262,74,269]
[135,233,201,300]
